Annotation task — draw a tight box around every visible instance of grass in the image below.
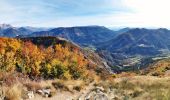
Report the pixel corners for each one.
[2,71,170,100]
[93,75,170,100]
[5,84,22,100]
[52,79,85,92]
[110,76,170,100]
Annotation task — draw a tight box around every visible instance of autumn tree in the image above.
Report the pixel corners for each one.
[0,38,91,80]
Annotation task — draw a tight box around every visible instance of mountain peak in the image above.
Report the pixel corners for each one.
[0,23,12,29]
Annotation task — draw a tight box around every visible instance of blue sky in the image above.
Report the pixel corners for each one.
[0,0,170,27]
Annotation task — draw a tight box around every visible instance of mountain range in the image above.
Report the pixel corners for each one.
[98,28,170,56]
[0,24,49,37]
[2,24,170,72]
[22,26,116,46]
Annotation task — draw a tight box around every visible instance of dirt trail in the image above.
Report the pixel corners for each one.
[32,82,95,100]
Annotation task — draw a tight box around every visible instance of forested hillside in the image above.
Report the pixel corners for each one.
[0,37,101,80]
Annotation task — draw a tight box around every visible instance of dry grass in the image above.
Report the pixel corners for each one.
[93,76,170,100]
[2,71,170,100]
[5,84,23,100]
[52,79,85,92]
[141,59,170,77]
[109,76,170,100]
[24,82,42,91]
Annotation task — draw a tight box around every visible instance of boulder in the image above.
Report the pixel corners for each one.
[37,89,51,97]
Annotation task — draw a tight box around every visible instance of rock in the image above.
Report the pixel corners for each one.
[37,89,51,97]
[43,89,51,95]
[84,87,109,100]
[94,93,108,100]
[37,89,44,95]
[85,91,96,100]
[95,87,104,92]
[27,91,34,99]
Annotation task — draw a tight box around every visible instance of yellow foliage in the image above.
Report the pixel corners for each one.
[0,38,91,80]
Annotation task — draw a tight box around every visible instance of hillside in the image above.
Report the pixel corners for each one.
[0,36,117,100]
[141,58,170,76]
[1,34,170,100]
[98,28,170,56]
[1,36,112,79]
[96,28,170,71]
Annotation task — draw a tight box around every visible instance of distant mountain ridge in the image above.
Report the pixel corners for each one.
[0,24,12,29]
[0,24,117,46]
[0,24,50,37]
[23,26,116,46]
[98,28,170,56]
[2,24,170,56]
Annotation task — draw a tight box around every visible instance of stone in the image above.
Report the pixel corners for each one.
[37,89,51,97]
[27,91,34,99]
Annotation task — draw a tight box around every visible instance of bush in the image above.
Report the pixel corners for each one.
[73,86,82,91]
[5,84,22,100]
[52,81,69,91]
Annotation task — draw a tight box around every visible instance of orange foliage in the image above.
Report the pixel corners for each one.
[0,37,91,80]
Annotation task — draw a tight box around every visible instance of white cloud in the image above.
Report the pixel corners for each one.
[0,0,170,28]
[120,0,170,28]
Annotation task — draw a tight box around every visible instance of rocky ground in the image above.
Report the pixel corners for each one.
[27,76,170,100]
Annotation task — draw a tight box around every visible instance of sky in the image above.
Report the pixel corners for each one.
[0,0,170,28]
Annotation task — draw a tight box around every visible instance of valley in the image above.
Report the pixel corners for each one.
[1,24,170,99]
[2,24,170,73]
[1,0,170,99]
